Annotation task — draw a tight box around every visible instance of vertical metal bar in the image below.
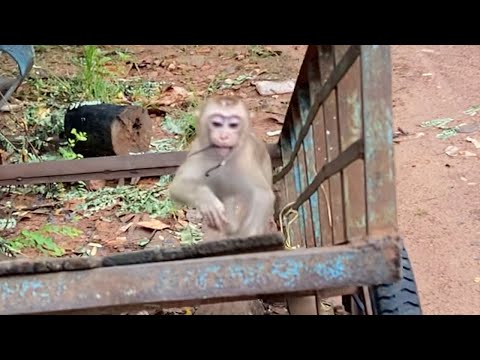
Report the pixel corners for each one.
[280,119,303,247]
[335,45,367,245]
[360,45,398,235]
[313,47,333,248]
[318,45,346,245]
[291,96,315,248]
[304,47,323,247]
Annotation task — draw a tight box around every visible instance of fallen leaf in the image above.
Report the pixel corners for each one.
[138,238,151,247]
[466,137,480,149]
[88,243,103,248]
[119,222,134,233]
[119,213,135,223]
[468,183,477,186]
[475,277,480,283]
[138,219,170,231]
[460,150,477,157]
[444,146,459,157]
[460,177,468,182]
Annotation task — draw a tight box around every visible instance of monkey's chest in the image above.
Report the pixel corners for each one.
[205,168,248,199]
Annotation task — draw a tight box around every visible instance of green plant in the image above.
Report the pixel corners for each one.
[4,224,81,257]
[61,176,178,218]
[58,128,87,160]
[177,223,203,246]
[162,112,196,149]
[247,45,279,58]
[80,45,121,102]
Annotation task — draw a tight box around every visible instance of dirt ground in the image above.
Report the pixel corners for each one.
[1,45,479,315]
[391,45,480,315]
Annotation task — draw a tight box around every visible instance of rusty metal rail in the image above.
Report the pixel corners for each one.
[0,235,401,315]
[0,144,281,186]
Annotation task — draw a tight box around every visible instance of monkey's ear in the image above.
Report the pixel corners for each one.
[194,109,201,117]
[249,111,256,119]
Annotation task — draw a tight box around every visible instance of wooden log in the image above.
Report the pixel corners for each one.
[64,104,153,157]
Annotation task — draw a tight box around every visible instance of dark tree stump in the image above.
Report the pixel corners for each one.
[64,104,153,158]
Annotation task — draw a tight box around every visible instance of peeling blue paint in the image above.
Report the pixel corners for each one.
[272,259,304,288]
[313,254,354,281]
[289,126,306,239]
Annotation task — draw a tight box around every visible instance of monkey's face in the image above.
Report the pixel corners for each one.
[207,114,243,155]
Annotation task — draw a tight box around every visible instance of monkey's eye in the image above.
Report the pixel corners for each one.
[212,121,223,128]
[229,122,239,129]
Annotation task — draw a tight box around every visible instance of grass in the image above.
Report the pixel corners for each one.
[61,176,178,219]
[161,111,197,150]
[0,224,82,257]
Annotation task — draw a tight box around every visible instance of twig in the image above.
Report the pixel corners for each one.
[13,202,60,211]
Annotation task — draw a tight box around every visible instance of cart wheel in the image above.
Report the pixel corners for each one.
[342,245,422,315]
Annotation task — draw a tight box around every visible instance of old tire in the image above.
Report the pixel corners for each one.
[370,246,422,315]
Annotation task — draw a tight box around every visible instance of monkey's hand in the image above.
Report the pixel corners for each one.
[198,197,228,232]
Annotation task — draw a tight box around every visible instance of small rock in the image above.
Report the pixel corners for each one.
[254,80,296,96]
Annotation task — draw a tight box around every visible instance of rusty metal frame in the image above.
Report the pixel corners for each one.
[274,45,399,312]
[0,145,281,186]
[0,235,400,314]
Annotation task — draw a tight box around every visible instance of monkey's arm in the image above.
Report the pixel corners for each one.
[169,161,228,231]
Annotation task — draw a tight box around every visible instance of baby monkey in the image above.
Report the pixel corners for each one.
[169,96,274,238]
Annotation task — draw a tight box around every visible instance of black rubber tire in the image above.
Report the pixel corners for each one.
[370,246,422,315]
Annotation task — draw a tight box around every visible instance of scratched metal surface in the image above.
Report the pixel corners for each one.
[360,46,398,235]
[335,46,367,244]
[0,237,401,314]
[318,46,346,246]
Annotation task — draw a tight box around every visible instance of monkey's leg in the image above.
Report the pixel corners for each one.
[238,188,275,237]
[222,196,245,237]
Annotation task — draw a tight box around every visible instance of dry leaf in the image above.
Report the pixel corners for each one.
[119,213,135,223]
[119,222,134,233]
[460,150,477,157]
[88,243,102,248]
[137,219,170,231]
[444,146,459,157]
[466,137,480,149]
